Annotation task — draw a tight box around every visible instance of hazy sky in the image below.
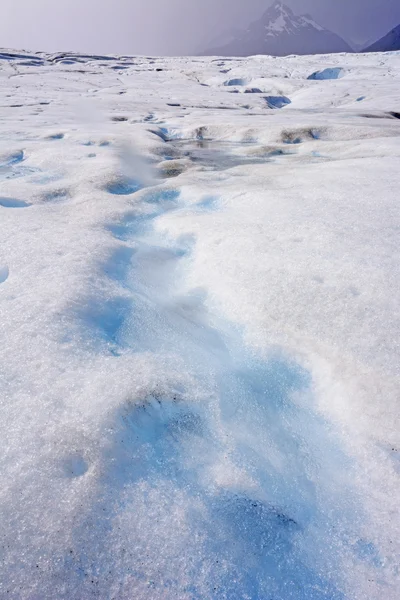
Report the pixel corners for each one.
[0,0,399,55]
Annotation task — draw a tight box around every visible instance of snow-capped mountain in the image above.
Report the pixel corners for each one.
[363,24,400,53]
[202,1,352,57]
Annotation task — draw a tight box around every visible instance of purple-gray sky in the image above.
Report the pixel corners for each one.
[0,0,399,55]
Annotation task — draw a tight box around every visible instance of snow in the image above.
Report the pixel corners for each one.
[300,15,325,32]
[0,49,400,599]
[266,14,287,34]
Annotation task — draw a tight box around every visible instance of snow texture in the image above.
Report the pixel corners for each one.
[0,48,399,600]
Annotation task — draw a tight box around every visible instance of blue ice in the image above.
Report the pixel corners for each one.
[264,95,292,109]
[308,68,345,81]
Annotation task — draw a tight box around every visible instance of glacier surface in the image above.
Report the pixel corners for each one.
[0,49,399,599]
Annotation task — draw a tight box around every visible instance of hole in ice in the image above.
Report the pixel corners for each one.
[389,111,400,120]
[360,112,395,120]
[46,133,65,140]
[264,96,291,109]
[356,96,366,102]
[0,150,24,166]
[0,265,9,283]
[224,78,247,86]
[105,178,142,196]
[16,59,45,67]
[62,455,88,478]
[307,67,345,81]
[0,197,31,208]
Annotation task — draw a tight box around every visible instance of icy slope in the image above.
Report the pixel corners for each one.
[0,49,399,599]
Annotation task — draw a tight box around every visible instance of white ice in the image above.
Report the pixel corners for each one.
[0,49,399,599]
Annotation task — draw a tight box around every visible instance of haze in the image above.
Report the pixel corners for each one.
[0,0,399,55]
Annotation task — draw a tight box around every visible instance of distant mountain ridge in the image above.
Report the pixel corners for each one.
[201,1,352,57]
[363,24,400,53]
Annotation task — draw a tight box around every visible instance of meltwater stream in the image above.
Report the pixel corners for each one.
[70,140,371,599]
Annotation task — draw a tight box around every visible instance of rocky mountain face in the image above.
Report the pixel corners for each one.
[364,24,400,53]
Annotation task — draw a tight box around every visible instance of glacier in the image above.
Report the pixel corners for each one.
[0,49,399,599]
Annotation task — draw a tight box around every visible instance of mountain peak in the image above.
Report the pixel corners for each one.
[263,1,294,21]
[201,1,352,57]
[259,2,296,38]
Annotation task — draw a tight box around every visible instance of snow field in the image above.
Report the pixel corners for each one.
[0,49,399,598]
